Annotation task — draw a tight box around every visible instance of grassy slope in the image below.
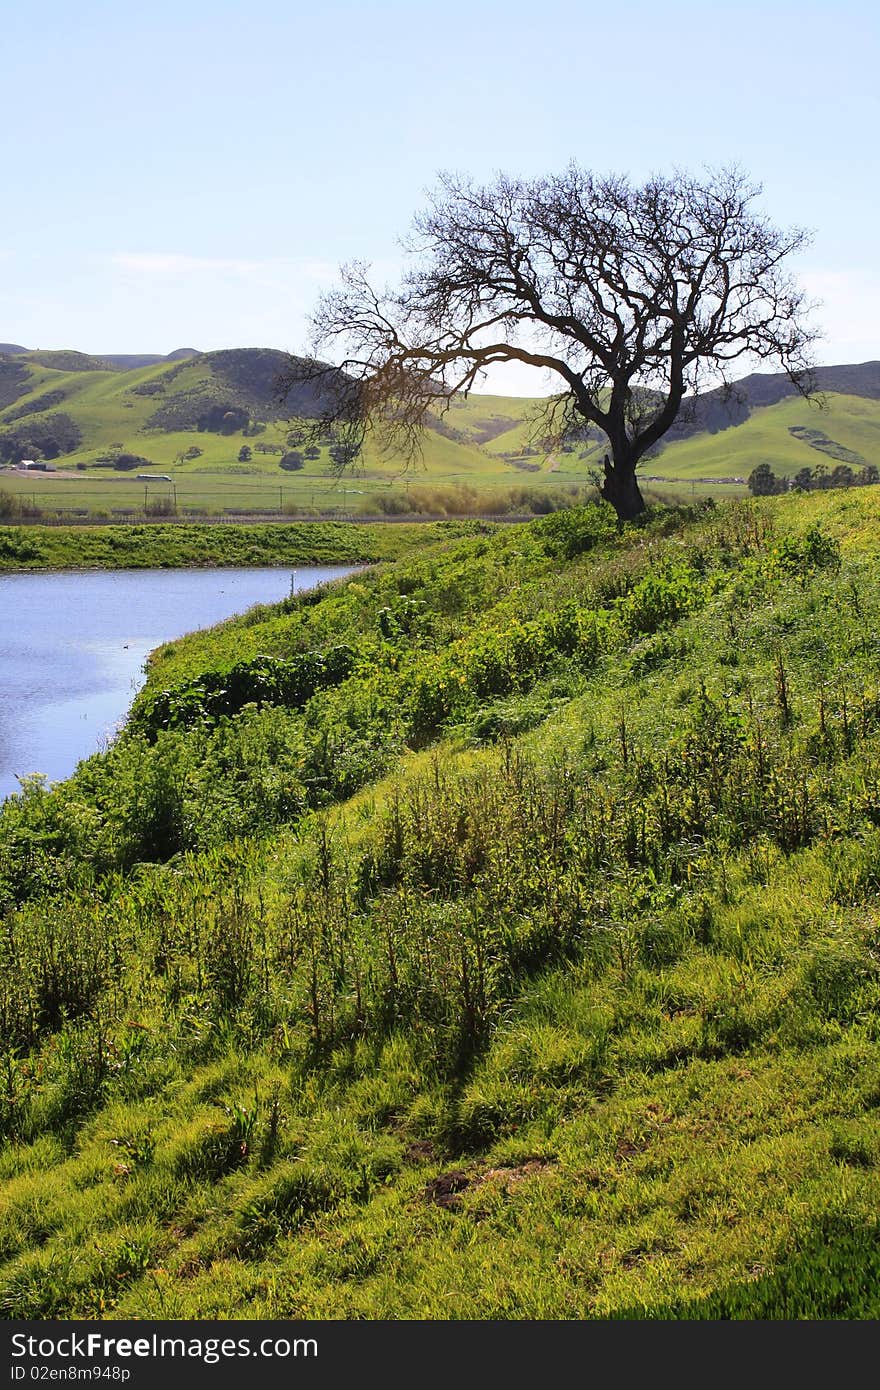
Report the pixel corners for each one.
[652,394,880,479]
[3,490,880,1318]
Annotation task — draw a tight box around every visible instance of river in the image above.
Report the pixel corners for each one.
[0,565,355,801]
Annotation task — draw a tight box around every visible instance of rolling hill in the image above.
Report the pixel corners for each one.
[1,344,879,516]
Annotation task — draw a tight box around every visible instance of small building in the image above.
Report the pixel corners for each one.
[136,473,172,482]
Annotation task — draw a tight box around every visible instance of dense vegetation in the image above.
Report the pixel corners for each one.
[0,411,82,464]
[1,489,880,1319]
[0,519,478,572]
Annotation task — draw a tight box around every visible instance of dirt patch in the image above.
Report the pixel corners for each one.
[175,1255,209,1280]
[422,1156,553,1210]
[6,466,84,480]
[614,1137,649,1162]
[403,1138,437,1165]
[422,1168,473,1209]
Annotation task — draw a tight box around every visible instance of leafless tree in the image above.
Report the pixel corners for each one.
[278,165,818,520]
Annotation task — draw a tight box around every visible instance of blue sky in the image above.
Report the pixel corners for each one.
[1,0,877,392]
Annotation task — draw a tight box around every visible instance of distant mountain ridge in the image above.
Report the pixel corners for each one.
[0,346,201,371]
[2,343,877,423]
[100,349,201,370]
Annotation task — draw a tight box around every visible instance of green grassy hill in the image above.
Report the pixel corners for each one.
[2,489,880,1318]
[1,346,879,518]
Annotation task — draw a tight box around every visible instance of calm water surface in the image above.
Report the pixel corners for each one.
[0,566,355,801]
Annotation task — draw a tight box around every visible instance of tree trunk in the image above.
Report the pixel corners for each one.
[600,453,645,522]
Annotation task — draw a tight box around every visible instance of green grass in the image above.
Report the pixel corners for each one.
[0,519,485,572]
[2,490,880,1318]
[0,461,597,521]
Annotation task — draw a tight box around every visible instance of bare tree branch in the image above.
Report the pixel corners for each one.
[279,165,818,519]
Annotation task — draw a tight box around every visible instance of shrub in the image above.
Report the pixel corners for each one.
[0,489,23,519]
[144,497,176,517]
[132,646,357,737]
[93,453,153,472]
[774,523,840,577]
[196,405,249,434]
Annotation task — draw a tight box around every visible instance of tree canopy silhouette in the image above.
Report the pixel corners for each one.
[280,165,817,520]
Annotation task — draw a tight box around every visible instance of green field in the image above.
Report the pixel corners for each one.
[2,347,878,518]
[3,489,880,1318]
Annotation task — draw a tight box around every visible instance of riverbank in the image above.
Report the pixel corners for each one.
[0,518,488,571]
[4,494,880,1317]
[0,565,356,800]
